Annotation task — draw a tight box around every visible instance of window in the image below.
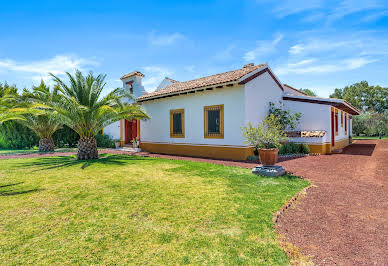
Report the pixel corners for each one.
[335,109,339,136]
[345,113,347,135]
[341,111,343,127]
[204,104,224,138]
[126,80,134,94]
[170,109,184,138]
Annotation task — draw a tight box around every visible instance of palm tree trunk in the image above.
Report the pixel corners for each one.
[39,137,55,152]
[77,136,98,160]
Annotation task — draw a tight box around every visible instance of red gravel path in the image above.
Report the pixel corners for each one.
[276,140,388,265]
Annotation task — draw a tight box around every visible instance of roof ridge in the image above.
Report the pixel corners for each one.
[172,64,263,85]
[283,83,308,96]
[137,63,266,101]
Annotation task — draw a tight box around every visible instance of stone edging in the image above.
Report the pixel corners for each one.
[273,184,314,224]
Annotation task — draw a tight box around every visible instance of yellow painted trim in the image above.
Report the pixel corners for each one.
[137,119,140,142]
[333,138,349,150]
[305,138,349,154]
[140,142,253,161]
[307,143,332,154]
[120,120,124,147]
[170,109,185,138]
[204,104,224,139]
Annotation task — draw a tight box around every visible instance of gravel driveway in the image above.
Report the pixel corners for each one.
[277,140,388,265]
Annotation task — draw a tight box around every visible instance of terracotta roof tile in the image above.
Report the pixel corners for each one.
[121,71,145,80]
[137,63,266,101]
[165,77,178,83]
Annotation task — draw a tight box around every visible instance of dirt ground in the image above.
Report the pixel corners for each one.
[276,140,388,265]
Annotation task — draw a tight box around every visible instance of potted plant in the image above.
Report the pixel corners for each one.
[132,138,139,148]
[114,139,121,149]
[241,114,287,166]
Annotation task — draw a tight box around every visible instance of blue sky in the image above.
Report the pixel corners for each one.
[1,0,388,97]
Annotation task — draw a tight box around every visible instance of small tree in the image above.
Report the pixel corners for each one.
[49,70,149,160]
[268,102,301,131]
[241,114,287,149]
[20,81,63,152]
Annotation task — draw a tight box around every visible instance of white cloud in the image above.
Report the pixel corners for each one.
[275,57,377,75]
[141,66,174,92]
[272,0,324,18]
[244,34,283,61]
[328,0,383,22]
[0,55,98,82]
[149,32,184,46]
[270,0,388,23]
[361,10,388,21]
[288,39,358,55]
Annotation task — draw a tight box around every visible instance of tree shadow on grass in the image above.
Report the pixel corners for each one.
[0,188,43,196]
[17,153,151,172]
[0,182,24,188]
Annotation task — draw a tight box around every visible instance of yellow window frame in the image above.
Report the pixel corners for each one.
[204,104,224,139]
[170,109,185,138]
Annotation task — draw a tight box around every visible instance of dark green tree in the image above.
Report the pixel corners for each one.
[299,88,317,96]
[330,81,388,113]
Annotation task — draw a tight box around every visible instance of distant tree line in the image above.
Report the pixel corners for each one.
[329,81,388,137]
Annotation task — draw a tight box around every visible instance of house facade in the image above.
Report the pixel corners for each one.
[105,63,360,160]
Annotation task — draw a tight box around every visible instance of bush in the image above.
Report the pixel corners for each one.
[298,143,310,154]
[95,134,115,148]
[246,155,258,162]
[52,126,79,148]
[279,142,310,155]
[0,121,39,149]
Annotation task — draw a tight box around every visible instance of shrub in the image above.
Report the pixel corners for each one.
[299,143,310,154]
[246,155,258,162]
[279,142,305,155]
[52,126,79,148]
[241,114,287,149]
[0,121,39,149]
[95,134,115,148]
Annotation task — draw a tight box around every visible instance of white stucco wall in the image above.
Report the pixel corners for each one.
[283,101,331,144]
[140,85,246,146]
[244,71,283,125]
[103,121,121,140]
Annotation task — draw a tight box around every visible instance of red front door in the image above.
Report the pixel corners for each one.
[331,109,335,146]
[125,119,138,144]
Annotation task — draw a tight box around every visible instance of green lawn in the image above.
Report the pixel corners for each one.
[0,148,77,155]
[353,136,388,140]
[0,154,309,264]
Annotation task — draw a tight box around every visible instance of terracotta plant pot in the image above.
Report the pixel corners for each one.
[258,148,279,166]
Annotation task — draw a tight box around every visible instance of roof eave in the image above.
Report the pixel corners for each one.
[137,81,238,102]
[283,95,360,115]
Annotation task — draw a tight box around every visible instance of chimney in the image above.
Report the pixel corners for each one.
[243,63,254,68]
[120,71,147,100]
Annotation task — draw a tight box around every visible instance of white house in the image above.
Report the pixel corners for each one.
[105,63,360,160]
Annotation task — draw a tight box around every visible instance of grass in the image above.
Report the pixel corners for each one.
[0,154,309,264]
[353,136,388,140]
[0,148,77,155]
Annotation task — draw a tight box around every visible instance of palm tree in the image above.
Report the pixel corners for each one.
[49,70,149,160]
[0,83,26,123]
[20,81,62,152]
